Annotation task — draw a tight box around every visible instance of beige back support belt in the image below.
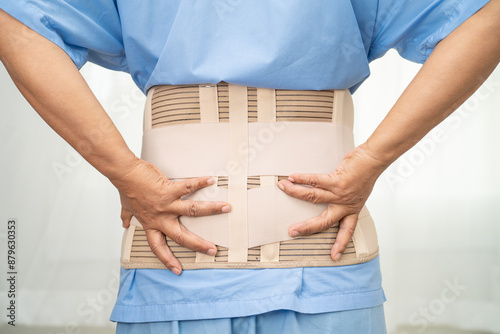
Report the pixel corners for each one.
[121,82,379,270]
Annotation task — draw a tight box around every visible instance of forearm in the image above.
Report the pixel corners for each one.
[363,0,500,170]
[0,10,138,181]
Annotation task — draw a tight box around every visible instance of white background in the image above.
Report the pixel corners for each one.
[1,50,499,333]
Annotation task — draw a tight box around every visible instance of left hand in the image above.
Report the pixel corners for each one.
[277,144,386,261]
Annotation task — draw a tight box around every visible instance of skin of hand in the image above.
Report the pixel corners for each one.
[110,161,230,275]
[278,145,385,261]
[0,9,230,275]
[278,0,500,261]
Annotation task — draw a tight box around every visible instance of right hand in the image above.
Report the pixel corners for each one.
[110,158,230,275]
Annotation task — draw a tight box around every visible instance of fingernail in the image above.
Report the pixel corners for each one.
[207,248,217,256]
[172,268,181,276]
[290,231,300,237]
[288,177,295,182]
[207,178,214,185]
[277,182,284,191]
[333,253,341,262]
[222,205,230,213]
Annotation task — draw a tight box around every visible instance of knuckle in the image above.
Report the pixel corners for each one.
[346,225,356,236]
[304,190,319,203]
[341,225,356,238]
[163,179,174,187]
[331,220,340,228]
[188,203,199,217]
[191,243,206,253]
[335,179,349,193]
[160,178,171,189]
[170,230,184,245]
[148,241,162,255]
[309,176,318,188]
[326,219,337,229]
[323,218,335,230]
[300,228,311,236]
[184,182,195,193]
[151,201,165,213]
[300,225,314,235]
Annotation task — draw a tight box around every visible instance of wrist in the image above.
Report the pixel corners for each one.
[95,148,141,185]
[355,142,393,176]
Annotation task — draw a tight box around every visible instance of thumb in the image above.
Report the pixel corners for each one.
[121,208,133,228]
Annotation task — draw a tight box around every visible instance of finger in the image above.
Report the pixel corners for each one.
[164,218,218,257]
[287,173,333,189]
[331,214,358,262]
[278,179,338,204]
[145,229,183,275]
[288,207,344,237]
[170,176,216,198]
[121,208,133,228]
[173,200,230,217]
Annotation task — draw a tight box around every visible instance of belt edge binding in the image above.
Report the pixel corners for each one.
[120,247,379,270]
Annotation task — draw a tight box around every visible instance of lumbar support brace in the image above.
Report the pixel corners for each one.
[121,83,379,270]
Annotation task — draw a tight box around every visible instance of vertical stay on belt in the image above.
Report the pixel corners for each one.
[120,218,139,264]
[199,84,219,123]
[334,89,355,153]
[259,175,280,262]
[228,84,249,262]
[195,84,219,263]
[143,86,155,132]
[333,89,367,256]
[332,89,344,125]
[257,88,276,122]
[257,88,280,262]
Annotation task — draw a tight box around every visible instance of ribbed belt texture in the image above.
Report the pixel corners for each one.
[121,82,379,270]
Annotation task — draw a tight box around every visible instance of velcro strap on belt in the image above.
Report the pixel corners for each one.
[121,82,379,270]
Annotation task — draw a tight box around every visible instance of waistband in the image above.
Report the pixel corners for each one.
[121,82,379,270]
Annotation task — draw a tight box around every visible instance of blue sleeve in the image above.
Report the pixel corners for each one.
[0,0,127,71]
[367,0,491,64]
